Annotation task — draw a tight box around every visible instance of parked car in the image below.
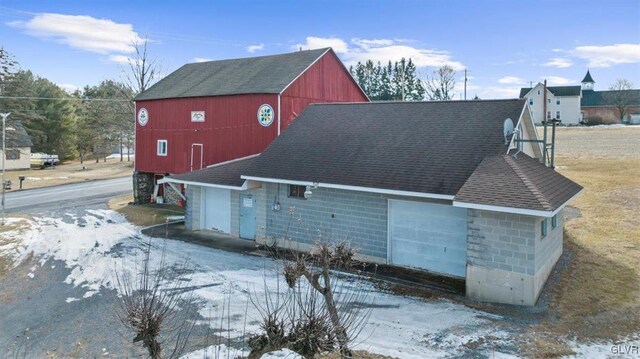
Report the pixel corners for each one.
[30,152,60,168]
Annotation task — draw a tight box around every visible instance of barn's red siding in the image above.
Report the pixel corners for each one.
[135,49,368,176]
[135,94,278,174]
[280,51,368,130]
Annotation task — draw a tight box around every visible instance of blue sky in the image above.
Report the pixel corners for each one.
[1,0,639,98]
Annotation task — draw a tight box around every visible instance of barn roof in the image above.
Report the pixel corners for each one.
[581,89,640,107]
[519,85,581,98]
[134,48,331,101]
[166,99,582,214]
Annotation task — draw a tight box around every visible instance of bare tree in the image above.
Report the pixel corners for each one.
[425,65,456,101]
[123,38,161,95]
[115,238,197,359]
[607,79,635,122]
[246,241,371,359]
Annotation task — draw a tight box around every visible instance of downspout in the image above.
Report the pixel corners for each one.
[277,94,281,136]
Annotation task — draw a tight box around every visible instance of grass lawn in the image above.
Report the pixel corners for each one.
[5,158,133,191]
[526,126,640,355]
[108,195,185,227]
[0,215,31,278]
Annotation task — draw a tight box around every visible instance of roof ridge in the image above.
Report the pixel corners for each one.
[309,98,524,106]
[187,47,329,65]
[502,155,553,211]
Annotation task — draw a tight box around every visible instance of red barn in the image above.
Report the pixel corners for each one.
[132,48,368,203]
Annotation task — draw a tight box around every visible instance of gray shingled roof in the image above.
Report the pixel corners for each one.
[454,153,582,212]
[581,89,640,107]
[581,70,595,83]
[2,120,33,148]
[168,156,258,187]
[134,48,331,101]
[519,85,581,98]
[243,99,526,196]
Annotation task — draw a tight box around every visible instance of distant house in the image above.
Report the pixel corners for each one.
[519,84,582,125]
[162,99,583,306]
[1,120,33,170]
[519,70,640,125]
[580,70,640,124]
[132,48,368,204]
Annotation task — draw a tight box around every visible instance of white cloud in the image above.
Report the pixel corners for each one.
[57,83,79,93]
[294,36,465,70]
[498,76,525,85]
[543,57,573,68]
[479,86,522,99]
[544,76,574,85]
[294,36,349,54]
[193,57,213,63]
[572,43,640,68]
[246,43,264,53]
[8,13,142,54]
[108,54,132,64]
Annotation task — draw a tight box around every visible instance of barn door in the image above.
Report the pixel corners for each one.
[190,144,203,171]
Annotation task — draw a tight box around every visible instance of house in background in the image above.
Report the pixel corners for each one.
[519,84,582,125]
[580,70,640,124]
[132,48,368,204]
[2,120,33,170]
[163,99,583,306]
[519,70,640,126]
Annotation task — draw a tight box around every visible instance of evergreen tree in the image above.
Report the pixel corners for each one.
[33,78,78,160]
[350,58,425,101]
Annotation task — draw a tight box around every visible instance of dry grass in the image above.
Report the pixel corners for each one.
[526,126,640,354]
[108,195,184,227]
[0,215,31,278]
[5,158,133,191]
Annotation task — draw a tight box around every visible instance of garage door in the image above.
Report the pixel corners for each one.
[388,200,467,277]
[204,187,231,233]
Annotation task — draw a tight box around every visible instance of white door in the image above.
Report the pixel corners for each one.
[204,187,231,233]
[388,200,468,277]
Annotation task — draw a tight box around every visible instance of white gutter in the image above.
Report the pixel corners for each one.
[277,94,281,136]
[205,153,259,168]
[453,189,583,218]
[240,175,455,200]
[159,177,248,191]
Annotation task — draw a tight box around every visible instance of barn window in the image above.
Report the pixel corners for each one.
[552,214,558,229]
[288,185,306,199]
[157,140,168,156]
[5,149,20,160]
[541,218,548,238]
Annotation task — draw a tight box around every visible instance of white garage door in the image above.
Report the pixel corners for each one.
[388,200,467,277]
[204,187,231,233]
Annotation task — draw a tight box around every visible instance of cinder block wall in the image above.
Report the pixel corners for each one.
[184,185,202,231]
[466,208,564,306]
[264,184,388,259]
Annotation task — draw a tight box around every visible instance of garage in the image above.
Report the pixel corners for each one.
[203,187,231,233]
[388,200,468,277]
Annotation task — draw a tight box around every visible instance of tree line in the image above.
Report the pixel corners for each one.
[349,59,458,101]
[0,43,157,163]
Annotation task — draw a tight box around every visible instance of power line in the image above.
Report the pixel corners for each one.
[0,96,130,102]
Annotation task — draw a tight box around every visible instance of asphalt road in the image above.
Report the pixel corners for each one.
[3,177,132,214]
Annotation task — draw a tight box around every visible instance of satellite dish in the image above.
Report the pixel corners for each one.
[503,118,515,144]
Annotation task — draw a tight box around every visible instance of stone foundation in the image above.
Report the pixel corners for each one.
[133,171,154,204]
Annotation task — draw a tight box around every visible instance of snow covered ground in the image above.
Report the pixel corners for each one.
[0,209,629,358]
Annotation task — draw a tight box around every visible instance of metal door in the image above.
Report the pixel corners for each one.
[239,194,256,240]
[388,200,468,277]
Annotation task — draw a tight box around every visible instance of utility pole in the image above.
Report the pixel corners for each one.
[0,112,9,226]
[464,69,467,100]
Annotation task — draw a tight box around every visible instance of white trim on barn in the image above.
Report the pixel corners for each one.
[240,175,455,200]
[453,190,582,217]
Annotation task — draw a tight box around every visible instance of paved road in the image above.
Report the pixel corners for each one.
[4,177,132,214]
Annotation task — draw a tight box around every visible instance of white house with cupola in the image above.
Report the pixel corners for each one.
[519,83,582,125]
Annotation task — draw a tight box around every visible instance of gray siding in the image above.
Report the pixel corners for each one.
[534,209,564,272]
[467,209,537,275]
[265,184,388,259]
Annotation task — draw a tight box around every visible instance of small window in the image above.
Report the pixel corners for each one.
[157,140,168,156]
[288,185,306,199]
[541,218,548,238]
[552,214,558,229]
[556,111,560,119]
[547,111,551,120]
[5,149,20,160]
[547,98,551,104]
[537,90,541,95]
[529,98,534,106]
[556,99,560,105]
